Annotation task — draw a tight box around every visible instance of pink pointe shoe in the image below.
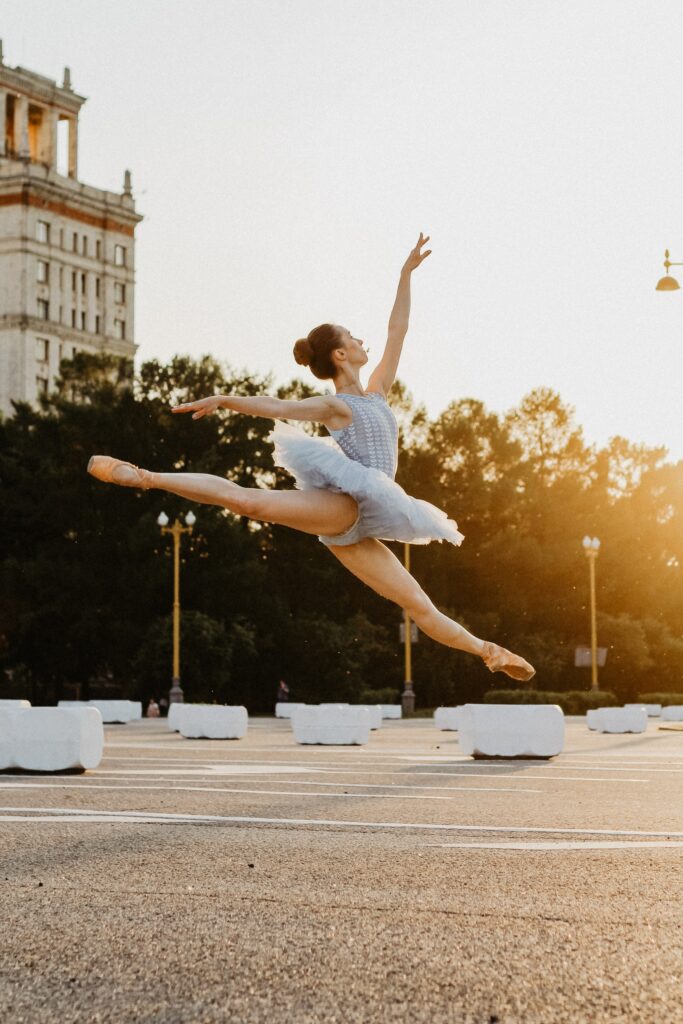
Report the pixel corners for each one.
[87,455,154,490]
[481,641,536,683]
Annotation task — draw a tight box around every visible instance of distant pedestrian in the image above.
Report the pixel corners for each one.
[277,679,290,702]
[146,698,160,718]
[159,697,169,717]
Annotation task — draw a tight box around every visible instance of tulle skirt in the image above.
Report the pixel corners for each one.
[268,420,465,548]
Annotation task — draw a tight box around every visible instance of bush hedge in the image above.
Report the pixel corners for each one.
[637,692,683,705]
[484,689,619,714]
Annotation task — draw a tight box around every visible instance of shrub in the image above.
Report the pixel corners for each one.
[483,689,618,714]
[637,692,683,705]
[359,687,401,705]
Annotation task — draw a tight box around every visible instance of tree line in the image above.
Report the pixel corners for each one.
[0,353,680,710]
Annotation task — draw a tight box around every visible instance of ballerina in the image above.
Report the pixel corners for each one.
[88,234,534,681]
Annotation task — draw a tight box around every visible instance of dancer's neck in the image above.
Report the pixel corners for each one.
[334,369,365,397]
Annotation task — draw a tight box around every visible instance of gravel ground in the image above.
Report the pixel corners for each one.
[1,716,682,1023]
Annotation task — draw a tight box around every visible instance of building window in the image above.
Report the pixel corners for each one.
[80,311,86,330]
[36,338,49,363]
[95,277,101,298]
[114,244,126,267]
[72,232,78,253]
[82,236,88,256]
[72,271,77,292]
[96,239,102,260]
[81,272,86,294]
[114,318,126,340]
[37,260,49,283]
[36,377,49,397]
[37,299,49,320]
[71,309,76,327]
[59,266,63,288]
[36,221,50,244]
[59,228,64,249]
[114,282,126,304]
[95,314,101,334]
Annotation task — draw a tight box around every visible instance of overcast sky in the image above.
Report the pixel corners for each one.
[3,0,682,458]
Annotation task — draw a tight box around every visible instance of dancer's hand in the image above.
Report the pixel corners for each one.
[402,232,431,274]
[172,396,224,419]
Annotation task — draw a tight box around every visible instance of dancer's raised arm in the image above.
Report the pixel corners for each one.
[367,232,431,395]
[172,393,351,429]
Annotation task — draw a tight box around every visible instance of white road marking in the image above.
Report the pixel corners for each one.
[0,781,543,796]
[432,840,683,851]
[2,807,682,838]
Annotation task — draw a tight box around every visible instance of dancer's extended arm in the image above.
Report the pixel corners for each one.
[172,393,351,429]
[368,232,431,395]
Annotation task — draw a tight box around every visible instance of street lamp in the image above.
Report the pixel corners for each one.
[655,249,682,291]
[582,536,601,692]
[157,510,196,704]
[401,542,415,715]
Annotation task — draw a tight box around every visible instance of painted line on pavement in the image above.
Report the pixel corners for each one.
[0,781,543,796]
[431,840,683,851]
[2,807,681,838]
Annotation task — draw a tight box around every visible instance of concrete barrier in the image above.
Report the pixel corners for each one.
[178,705,248,740]
[594,707,647,733]
[0,706,20,770]
[0,699,31,708]
[380,705,402,719]
[88,700,138,724]
[586,709,602,730]
[291,705,370,745]
[624,703,662,717]
[167,702,184,731]
[11,707,104,771]
[129,701,143,720]
[458,704,565,759]
[356,705,382,730]
[434,706,463,731]
[275,702,306,719]
[661,706,683,722]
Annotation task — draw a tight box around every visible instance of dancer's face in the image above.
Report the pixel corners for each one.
[335,326,369,368]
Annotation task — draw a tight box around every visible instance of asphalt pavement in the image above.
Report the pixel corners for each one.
[1,715,682,1023]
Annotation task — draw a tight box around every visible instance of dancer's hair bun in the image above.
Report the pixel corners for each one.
[293,338,313,366]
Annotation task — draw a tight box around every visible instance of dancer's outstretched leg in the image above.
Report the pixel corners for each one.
[87,456,359,538]
[329,537,534,681]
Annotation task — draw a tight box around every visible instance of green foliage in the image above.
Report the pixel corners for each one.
[637,693,683,704]
[359,686,401,704]
[484,689,619,713]
[1,351,680,711]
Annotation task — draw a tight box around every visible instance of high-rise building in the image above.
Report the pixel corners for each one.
[0,41,143,417]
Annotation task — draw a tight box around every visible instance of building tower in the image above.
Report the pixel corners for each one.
[0,41,143,417]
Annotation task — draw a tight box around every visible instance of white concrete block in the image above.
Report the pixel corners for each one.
[129,701,143,720]
[291,705,370,745]
[167,702,184,731]
[594,707,647,733]
[434,706,463,731]
[88,700,136,724]
[355,705,382,730]
[13,708,104,771]
[380,705,402,719]
[661,706,683,722]
[0,699,31,708]
[275,702,306,719]
[624,703,661,717]
[586,709,602,730]
[178,705,248,740]
[0,706,20,770]
[458,704,565,759]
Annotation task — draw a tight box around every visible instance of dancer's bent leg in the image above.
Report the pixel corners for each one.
[328,538,484,656]
[87,458,359,538]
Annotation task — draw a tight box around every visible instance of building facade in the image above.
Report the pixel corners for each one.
[0,41,143,417]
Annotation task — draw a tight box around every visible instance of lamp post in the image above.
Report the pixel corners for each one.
[582,536,601,692]
[401,542,415,716]
[655,249,682,291]
[157,510,196,704]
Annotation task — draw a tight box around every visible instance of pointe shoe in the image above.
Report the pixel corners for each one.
[87,455,154,490]
[481,640,536,683]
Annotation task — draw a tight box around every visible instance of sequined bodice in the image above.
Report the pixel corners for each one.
[328,392,399,479]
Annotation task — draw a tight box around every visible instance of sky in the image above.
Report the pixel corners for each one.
[3,0,682,459]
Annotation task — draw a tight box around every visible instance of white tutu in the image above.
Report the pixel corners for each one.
[268,420,465,548]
